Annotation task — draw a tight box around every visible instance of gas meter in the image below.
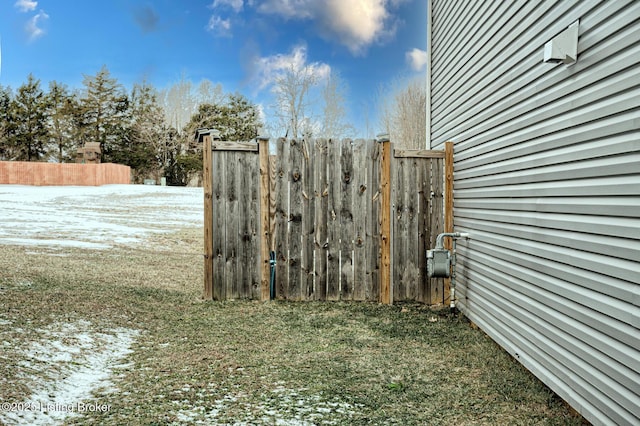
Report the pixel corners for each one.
[427,248,451,278]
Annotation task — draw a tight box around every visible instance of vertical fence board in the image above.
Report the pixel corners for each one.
[203,136,214,300]
[416,158,429,303]
[301,139,315,300]
[212,151,227,301]
[274,138,290,299]
[392,155,406,301]
[443,142,454,305]
[352,139,368,301]
[288,139,303,300]
[314,139,328,300]
[259,139,271,301]
[340,139,355,300]
[379,139,392,304]
[430,158,445,304]
[406,157,420,301]
[366,141,381,301]
[225,152,239,299]
[326,139,342,301]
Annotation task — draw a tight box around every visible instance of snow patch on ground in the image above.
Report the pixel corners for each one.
[171,385,361,425]
[0,184,202,250]
[0,320,139,426]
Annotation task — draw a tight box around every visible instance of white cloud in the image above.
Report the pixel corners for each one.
[14,0,37,12]
[206,15,232,37]
[257,0,312,19]
[406,48,427,71]
[251,44,331,92]
[257,0,402,54]
[210,0,245,13]
[26,10,49,42]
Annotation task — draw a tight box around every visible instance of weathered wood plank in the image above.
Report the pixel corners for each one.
[405,157,420,301]
[274,138,289,299]
[379,138,392,304]
[314,139,328,300]
[352,139,368,301]
[203,135,214,300]
[211,141,258,151]
[394,149,445,158]
[301,139,315,300]
[430,157,445,304]
[392,155,406,301]
[326,139,341,301]
[340,139,354,300]
[366,140,381,301]
[249,151,261,299]
[444,142,454,306]
[288,139,303,301]
[225,151,239,299]
[259,138,271,301]
[238,152,252,298]
[212,150,227,301]
[416,157,429,303]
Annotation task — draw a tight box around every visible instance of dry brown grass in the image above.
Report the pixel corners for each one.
[0,227,586,425]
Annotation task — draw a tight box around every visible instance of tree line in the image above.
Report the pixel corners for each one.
[0,66,261,185]
[0,64,426,185]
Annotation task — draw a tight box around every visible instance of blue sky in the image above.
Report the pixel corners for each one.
[0,0,427,136]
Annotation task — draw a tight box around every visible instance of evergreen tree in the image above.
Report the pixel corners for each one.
[9,74,50,161]
[0,85,13,160]
[170,93,261,185]
[79,65,129,162]
[46,81,77,162]
[182,93,260,142]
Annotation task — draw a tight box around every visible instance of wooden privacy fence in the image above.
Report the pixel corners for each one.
[201,132,453,305]
[0,161,131,186]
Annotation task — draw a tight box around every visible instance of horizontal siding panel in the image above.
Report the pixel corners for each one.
[431,0,516,87]
[455,213,640,261]
[443,11,640,146]
[456,154,640,189]
[453,112,639,171]
[455,298,620,424]
[457,265,640,405]
[455,175,639,198]
[431,0,566,113]
[454,226,637,283]
[456,134,639,179]
[457,271,640,425]
[432,0,639,146]
[454,234,639,329]
[455,197,640,218]
[454,88,640,163]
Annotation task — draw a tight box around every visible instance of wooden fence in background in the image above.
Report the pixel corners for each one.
[0,162,131,186]
[201,133,452,305]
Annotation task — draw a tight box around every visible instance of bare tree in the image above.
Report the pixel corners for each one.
[378,76,426,149]
[272,63,319,139]
[160,74,225,135]
[321,71,355,139]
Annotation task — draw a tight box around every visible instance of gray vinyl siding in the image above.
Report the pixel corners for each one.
[429,1,640,425]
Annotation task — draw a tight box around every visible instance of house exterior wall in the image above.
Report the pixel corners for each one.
[428,1,639,424]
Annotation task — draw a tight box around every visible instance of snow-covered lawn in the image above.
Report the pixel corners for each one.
[0,184,203,250]
[0,184,202,426]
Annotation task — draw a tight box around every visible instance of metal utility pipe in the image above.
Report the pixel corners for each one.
[433,232,469,312]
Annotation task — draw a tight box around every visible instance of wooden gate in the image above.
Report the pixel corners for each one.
[201,131,450,304]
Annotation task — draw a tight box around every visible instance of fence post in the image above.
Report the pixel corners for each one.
[258,136,271,301]
[443,141,454,304]
[378,134,392,304]
[201,131,214,300]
